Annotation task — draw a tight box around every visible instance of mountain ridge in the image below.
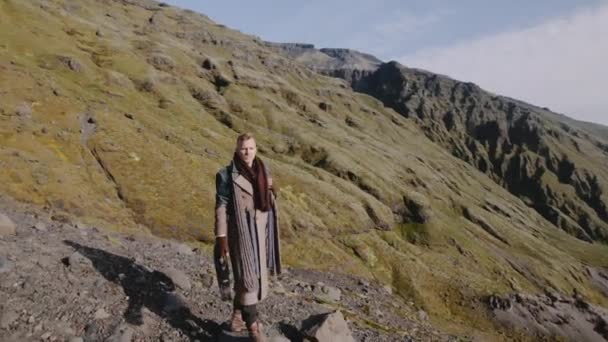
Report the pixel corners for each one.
[274,44,608,244]
[1,0,608,340]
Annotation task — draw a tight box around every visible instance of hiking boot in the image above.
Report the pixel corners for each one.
[230,309,246,332]
[248,321,267,342]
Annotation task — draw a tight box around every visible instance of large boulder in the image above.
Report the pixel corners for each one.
[302,310,355,342]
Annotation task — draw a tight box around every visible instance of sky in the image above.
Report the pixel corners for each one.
[165,0,608,126]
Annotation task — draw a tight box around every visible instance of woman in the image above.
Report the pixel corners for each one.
[214,132,281,342]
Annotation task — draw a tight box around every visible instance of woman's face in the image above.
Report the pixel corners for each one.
[237,138,256,166]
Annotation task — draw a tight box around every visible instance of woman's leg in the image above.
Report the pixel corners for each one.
[230,297,246,332]
[244,304,266,342]
[241,304,258,327]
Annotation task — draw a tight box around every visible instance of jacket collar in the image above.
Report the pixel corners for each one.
[230,160,253,195]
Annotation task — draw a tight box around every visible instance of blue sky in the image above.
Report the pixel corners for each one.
[165,0,608,125]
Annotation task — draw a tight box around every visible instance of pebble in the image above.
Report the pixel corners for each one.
[0,213,16,236]
[94,308,110,320]
[0,255,15,273]
[33,222,47,232]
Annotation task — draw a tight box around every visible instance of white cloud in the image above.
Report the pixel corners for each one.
[399,4,608,126]
[374,10,443,37]
[346,10,444,57]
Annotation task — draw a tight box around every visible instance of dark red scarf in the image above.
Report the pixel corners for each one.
[233,153,271,212]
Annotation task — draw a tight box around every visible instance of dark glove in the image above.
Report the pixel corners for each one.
[214,236,231,301]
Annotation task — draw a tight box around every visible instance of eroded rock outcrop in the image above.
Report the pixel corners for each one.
[310,58,608,243]
[489,291,608,341]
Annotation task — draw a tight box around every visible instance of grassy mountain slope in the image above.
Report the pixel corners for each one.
[273,44,608,245]
[350,62,608,244]
[1,0,607,339]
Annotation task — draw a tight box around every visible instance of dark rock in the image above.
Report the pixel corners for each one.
[159,98,173,109]
[344,116,359,128]
[318,102,332,111]
[488,295,512,311]
[57,56,83,72]
[544,288,560,302]
[201,57,217,70]
[212,72,231,92]
[401,192,432,224]
[358,279,370,287]
[51,213,71,224]
[575,296,590,310]
[596,316,608,339]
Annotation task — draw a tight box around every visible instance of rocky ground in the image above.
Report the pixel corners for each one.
[2,1,608,340]
[489,291,608,341]
[0,195,453,342]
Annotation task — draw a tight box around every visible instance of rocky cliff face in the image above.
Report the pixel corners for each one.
[354,62,608,243]
[1,0,608,340]
[268,43,381,84]
[276,44,608,243]
[291,56,608,244]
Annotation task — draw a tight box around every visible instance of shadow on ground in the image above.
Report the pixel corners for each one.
[64,240,221,342]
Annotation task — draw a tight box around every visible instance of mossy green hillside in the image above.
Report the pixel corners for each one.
[1,0,607,339]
